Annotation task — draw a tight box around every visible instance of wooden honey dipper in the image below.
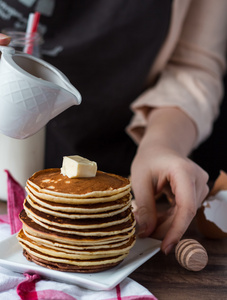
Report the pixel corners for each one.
[175,239,208,271]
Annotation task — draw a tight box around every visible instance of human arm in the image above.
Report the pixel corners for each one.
[128,0,227,254]
[131,107,209,254]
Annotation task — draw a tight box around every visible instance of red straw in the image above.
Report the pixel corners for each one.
[31,12,40,34]
[25,11,40,55]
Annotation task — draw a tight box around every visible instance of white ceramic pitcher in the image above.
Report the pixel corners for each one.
[0,46,82,139]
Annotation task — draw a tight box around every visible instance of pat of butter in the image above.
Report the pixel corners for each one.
[61,155,97,178]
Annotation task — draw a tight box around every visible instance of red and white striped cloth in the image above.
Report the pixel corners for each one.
[0,172,157,300]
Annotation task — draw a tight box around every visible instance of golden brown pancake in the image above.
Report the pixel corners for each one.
[23,250,122,273]
[25,189,131,213]
[23,228,134,251]
[26,183,131,204]
[21,242,128,267]
[20,210,135,245]
[18,229,135,259]
[27,169,131,198]
[26,195,132,218]
[23,210,136,236]
[24,200,133,229]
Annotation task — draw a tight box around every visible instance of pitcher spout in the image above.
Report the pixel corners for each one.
[49,71,82,118]
[51,85,82,119]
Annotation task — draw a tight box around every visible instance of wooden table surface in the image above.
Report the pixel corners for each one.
[1,199,227,300]
[130,216,227,300]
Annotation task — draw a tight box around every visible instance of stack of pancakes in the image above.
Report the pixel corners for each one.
[17,168,136,273]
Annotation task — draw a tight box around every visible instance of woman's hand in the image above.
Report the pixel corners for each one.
[0,33,10,45]
[131,107,209,254]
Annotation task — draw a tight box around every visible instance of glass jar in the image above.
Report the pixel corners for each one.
[2,29,43,57]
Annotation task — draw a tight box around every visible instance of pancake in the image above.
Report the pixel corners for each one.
[20,211,135,245]
[27,169,131,198]
[18,230,135,259]
[21,242,127,268]
[23,250,122,273]
[24,209,136,236]
[23,228,133,251]
[26,195,132,218]
[17,164,136,273]
[26,184,131,204]
[24,200,133,229]
[25,189,131,213]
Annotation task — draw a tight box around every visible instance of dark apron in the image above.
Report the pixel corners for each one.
[0,0,172,176]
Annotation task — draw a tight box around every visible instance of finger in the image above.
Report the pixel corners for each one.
[0,34,11,46]
[195,171,209,206]
[131,168,157,237]
[161,174,198,254]
[161,182,208,254]
[151,206,176,240]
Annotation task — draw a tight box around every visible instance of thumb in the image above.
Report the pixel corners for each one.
[131,171,157,237]
[0,33,11,46]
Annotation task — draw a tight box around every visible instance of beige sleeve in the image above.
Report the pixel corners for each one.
[127,0,227,148]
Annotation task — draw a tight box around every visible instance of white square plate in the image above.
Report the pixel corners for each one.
[0,234,161,290]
